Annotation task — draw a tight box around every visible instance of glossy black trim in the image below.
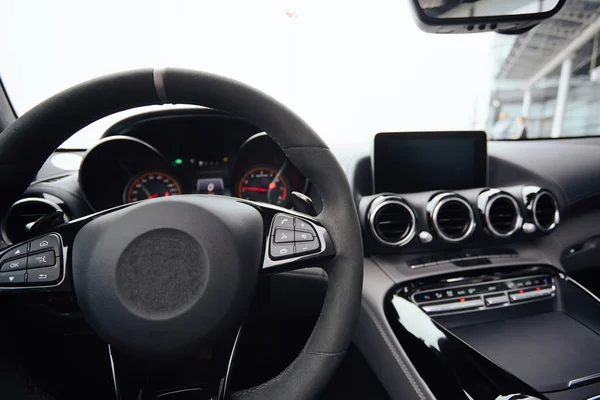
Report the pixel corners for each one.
[385,292,547,400]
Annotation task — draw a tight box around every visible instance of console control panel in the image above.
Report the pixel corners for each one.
[412,274,555,315]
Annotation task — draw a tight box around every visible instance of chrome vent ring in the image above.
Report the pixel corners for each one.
[368,196,417,247]
[431,195,476,243]
[485,194,522,238]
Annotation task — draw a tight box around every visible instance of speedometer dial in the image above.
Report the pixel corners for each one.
[237,166,289,207]
[124,171,182,203]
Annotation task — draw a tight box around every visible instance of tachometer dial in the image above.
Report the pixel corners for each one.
[237,166,289,206]
[124,171,182,203]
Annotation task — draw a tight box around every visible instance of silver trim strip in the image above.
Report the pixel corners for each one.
[153,68,170,104]
[568,372,600,388]
[157,388,204,398]
[532,191,560,232]
[484,193,523,238]
[586,395,600,400]
[108,345,121,400]
[565,276,600,303]
[432,196,476,243]
[218,324,244,400]
[368,197,417,247]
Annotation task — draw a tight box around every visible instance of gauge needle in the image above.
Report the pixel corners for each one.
[267,161,288,200]
[242,187,268,193]
[148,194,159,199]
[139,185,153,198]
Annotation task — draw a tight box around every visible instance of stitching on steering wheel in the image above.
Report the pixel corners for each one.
[362,302,428,400]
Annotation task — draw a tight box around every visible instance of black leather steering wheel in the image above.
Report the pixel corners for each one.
[0,69,363,399]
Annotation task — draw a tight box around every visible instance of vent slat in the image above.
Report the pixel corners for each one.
[535,193,558,230]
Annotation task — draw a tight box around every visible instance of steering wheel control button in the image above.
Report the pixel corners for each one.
[273,214,294,229]
[30,234,60,253]
[294,217,317,235]
[0,243,29,264]
[27,250,56,269]
[0,257,27,272]
[28,266,60,284]
[0,270,26,284]
[274,228,294,243]
[295,240,320,255]
[270,243,295,259]
[295,231,314,242]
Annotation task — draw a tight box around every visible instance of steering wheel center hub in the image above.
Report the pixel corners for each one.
[72,196,263,358]
[116,228,208,318]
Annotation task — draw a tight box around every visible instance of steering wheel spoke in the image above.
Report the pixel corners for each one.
[248,202,336,273]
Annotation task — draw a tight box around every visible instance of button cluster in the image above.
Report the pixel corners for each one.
[270,214,321,259]
[413,274,554,315]
[0,234,62,286]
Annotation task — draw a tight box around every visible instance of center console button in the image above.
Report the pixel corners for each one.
[28,266,60,284]
[30,235,60,253]
[27,250,56,269]
[421,298,484,313]
[485,294,509,306]
[0,270,26,284]
[0,257,27,272]
[509,287,555,302]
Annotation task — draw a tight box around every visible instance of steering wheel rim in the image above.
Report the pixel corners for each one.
[0,68,363,399]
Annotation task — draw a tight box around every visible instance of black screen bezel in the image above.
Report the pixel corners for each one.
[373,131,488,194]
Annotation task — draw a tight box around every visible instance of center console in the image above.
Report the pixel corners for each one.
[387,265,600,400]
[352,131,600,400]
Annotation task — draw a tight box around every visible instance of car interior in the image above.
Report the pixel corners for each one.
[2,0,600,399]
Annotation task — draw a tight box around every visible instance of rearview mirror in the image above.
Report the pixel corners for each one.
[410,0,566,34]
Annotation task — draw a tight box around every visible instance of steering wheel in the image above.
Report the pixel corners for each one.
[0,69,363,399]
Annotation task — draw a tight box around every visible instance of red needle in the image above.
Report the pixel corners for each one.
[241,187,268,193]
[148,193,159,199]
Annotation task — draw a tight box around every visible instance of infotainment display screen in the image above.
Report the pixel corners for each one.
[373,131,487,194]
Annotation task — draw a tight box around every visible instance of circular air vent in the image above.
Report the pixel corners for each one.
[533,191,559,232]
[1,198,62,244]
[432,196,475,242]
[368,197,416,247]
[485,194,522,238]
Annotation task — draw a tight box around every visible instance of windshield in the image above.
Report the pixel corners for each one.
[1,1,599,148]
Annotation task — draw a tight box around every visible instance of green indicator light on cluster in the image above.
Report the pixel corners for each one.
[174,158,183,165]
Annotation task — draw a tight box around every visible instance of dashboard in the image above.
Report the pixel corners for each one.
[7,107,600,400]
[77,110,308,212]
